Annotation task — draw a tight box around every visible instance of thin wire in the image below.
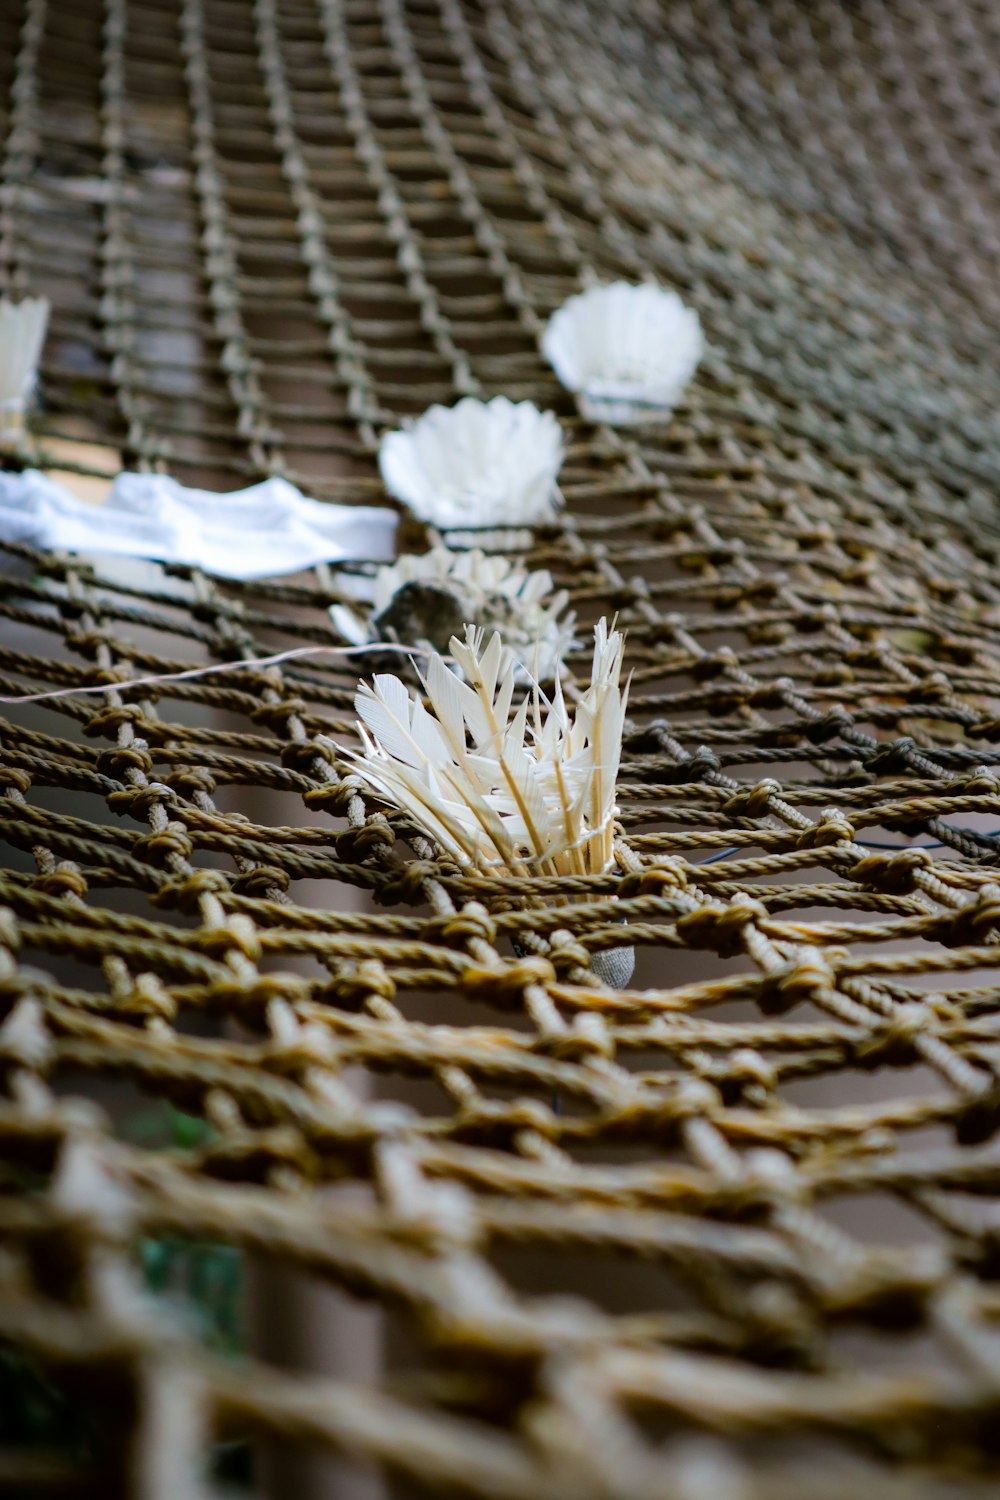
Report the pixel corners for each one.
[854,838,945,850]
[696,838,952,864]
[0,641,440,706]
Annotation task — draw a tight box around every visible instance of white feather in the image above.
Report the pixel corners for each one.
[0,296,50,445]
[329,601,370,645]
[422,650,469,761]
[355,675,447,769]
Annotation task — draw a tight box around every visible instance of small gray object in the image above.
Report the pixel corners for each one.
[589,944,635,988]
[374,581,469,655]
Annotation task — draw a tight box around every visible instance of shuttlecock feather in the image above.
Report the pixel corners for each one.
[348,620,634,983]
[543,282,702,426]
[330,545,576,682]
[378,397,563,531]
[0,296,50,446]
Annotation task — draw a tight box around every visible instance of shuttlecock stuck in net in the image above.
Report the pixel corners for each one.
[0,297,50,448]
[330,545,576,683]
[348,619,634,986]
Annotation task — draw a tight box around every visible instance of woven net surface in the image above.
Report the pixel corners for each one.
[5,0,1000,1495]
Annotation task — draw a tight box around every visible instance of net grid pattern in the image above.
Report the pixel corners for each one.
[4,0,1000,1495]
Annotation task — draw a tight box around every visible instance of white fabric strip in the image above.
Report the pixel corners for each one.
[0,470,398,578]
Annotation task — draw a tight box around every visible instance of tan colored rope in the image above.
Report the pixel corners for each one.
[4,0,1000,1495]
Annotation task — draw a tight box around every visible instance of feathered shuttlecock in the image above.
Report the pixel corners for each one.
[542,282,702,426]
[330,545,576,682]
[378,397,564,533]
[0,296,50,447]
[348,619,634,985]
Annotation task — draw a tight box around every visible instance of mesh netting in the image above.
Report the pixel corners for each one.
[5,0,1000,1495]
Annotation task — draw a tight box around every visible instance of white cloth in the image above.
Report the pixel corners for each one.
[0,470,397,578]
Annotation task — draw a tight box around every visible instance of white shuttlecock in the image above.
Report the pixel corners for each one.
[0,296,50,446]
[378,397,564,531]
[330,545,576,682]
[350,619,627,880]
[349,619,633,983]
[542,282,702,426]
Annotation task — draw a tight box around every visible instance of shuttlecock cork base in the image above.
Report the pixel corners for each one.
[589,944,636,988]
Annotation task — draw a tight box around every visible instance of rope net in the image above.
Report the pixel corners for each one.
[4,0,1000,1494]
